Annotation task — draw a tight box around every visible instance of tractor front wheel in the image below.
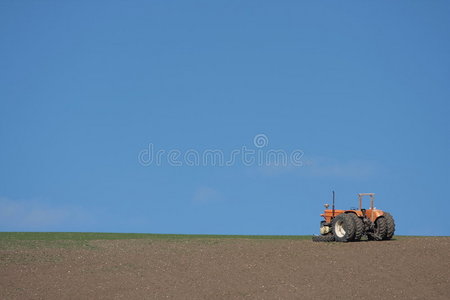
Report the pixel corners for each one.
[331,214,356,242]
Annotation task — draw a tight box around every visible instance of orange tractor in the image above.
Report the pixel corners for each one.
[312,192,395,242]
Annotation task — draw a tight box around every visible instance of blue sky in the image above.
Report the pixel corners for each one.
[1,1,449,235]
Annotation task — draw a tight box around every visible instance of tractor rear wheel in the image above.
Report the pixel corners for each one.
[383,212,395,240]
[347,213,364,241]
[331,213,356,242]
[312,235,335,242]
[369,216,387,241]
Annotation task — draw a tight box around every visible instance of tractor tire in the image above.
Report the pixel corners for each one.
[331,213,356,242]
[346,213,364,241]
[383,212,395,240]
[370,216,387,241]
[312,235,335,242]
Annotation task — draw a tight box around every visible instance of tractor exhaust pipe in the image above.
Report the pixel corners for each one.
[332,191,335,218]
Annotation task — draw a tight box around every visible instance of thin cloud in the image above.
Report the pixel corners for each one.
[193,187,223,204]
[254,163,297,177]
[0,197,90,231]
[303,157,379,179]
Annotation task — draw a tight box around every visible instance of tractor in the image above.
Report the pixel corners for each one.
[312,192,395,242]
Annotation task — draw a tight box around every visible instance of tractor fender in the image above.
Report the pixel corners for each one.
[369,210,385,223]
[344,210,364,217]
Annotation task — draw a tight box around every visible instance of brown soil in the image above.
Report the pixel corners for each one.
[1,237,449,299]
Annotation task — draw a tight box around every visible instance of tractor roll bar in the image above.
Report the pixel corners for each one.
[358,193,375,210]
